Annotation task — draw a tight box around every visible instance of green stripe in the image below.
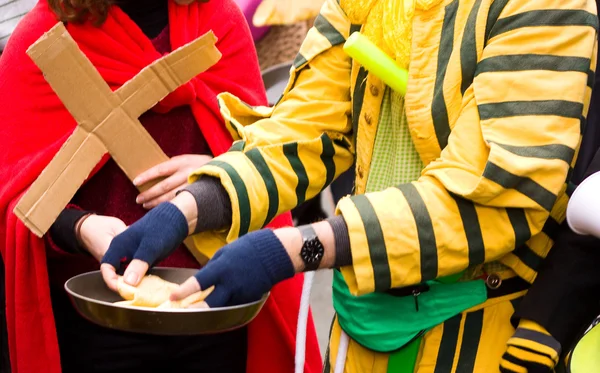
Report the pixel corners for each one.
[434,315,461,373]
[566,167,574,183]
[208,160,251,237]
[484,162,556,211]
[493,142,575,164]
[245,148,279,227]
[229,141,246,152]
[320,135,336,190]
[478,100,583,120]
[350,24,361,34]
[397,183,438,281]
[588,69,595,89]
[352,67,368,146]
[513,244,543,271]
[323,352,330,373]
[489,9,599,40]
[283,143,309,206]
[314,14,346,46]
[456,310,484,373]
[541,216,560,241]
[223,119,242,139]
[507,210,538,272]
[460,0,483,95]
[507,208,542,270]
[351,195,391,291]
[507,208,532,248]
[293,53,308,69]
[476,55,590,76]
[322,315,336,373]
[485,0,510,43]
[453,195,485,266]
[566,181,578,197]
[431,0,459,150]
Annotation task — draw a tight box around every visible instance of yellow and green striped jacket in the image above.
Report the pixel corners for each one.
[190,0,599,296]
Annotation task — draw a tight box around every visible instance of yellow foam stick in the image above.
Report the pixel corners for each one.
[343,32,408,96]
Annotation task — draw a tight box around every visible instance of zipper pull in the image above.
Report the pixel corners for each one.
[412,289,420,312]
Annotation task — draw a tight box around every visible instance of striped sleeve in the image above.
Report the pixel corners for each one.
[337,0,598,295]
[188,0,355,245]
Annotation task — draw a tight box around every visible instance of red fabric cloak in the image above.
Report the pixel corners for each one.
[0,1,322,372]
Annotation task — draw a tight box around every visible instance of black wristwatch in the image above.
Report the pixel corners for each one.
[299,225,324,272]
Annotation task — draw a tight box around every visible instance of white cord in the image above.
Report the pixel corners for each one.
[334,330,350,373]
[295,271,316,373]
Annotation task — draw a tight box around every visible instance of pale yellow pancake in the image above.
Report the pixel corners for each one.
[115,275,213,309]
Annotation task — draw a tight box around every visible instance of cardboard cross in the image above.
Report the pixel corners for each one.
[14,23,222,252]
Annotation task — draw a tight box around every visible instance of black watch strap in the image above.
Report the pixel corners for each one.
[299,225,324,272]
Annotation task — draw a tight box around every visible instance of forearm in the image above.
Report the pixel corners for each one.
[273,220,336,272]
[173,172,354,272]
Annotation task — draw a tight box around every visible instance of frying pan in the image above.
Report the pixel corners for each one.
[65,267,268,335]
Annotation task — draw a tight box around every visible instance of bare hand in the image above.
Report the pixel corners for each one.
[79,215,127,262]
[133,154,212,209]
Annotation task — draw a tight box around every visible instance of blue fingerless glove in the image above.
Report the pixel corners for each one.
[195,229,295,307]
[101,202,188,272]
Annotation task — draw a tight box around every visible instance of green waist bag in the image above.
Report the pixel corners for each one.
[332,270,487,353]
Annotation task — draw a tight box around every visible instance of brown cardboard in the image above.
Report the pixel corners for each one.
[14,23,221,261]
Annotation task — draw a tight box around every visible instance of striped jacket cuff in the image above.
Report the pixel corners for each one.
[501,320,561,372]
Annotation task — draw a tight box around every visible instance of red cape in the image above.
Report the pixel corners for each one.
[0,1,322,372]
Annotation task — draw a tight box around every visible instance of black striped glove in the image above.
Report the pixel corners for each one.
[500,320,561,373]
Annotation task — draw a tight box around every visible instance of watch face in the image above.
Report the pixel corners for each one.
[301,238,324,264]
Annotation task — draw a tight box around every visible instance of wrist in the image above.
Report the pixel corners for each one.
[75,213,95,252]
[50,208,94,255]
[273,221,336,273]
[171,191,198,234]
[311,221,336,269]
[274,227,303,272]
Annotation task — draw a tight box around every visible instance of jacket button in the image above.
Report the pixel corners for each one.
[369,84,379,97]
[364,112,373,125]
[486,274,502,289]
[357,165,364,179]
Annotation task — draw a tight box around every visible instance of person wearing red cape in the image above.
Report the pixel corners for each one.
[0,0,322,372]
